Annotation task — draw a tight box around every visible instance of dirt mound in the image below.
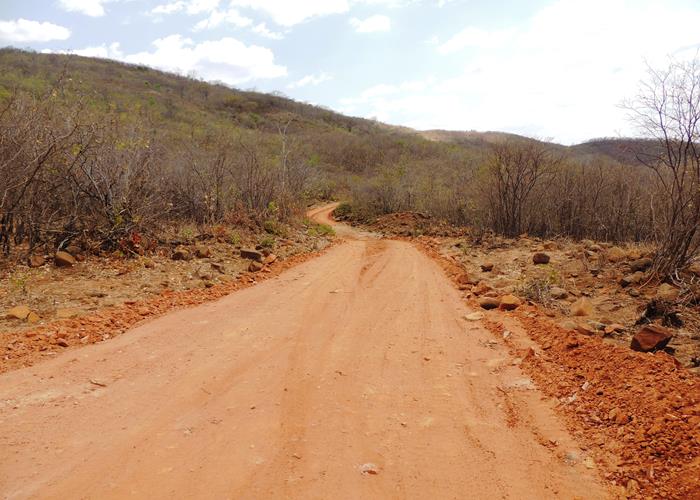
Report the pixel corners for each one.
[369,212,467,237]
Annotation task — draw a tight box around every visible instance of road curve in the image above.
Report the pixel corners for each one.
[0,204,607,499]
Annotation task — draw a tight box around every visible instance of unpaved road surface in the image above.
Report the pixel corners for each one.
[1,204,607,499]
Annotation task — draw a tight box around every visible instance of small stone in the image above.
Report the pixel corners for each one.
[631,324,673,352]
[27,254,46,267]
[533,252,550,265]
[195,246,212,258]
[604,323,625,335]
[359,463,379,475]
[471,281,492,296]
[263,253,278,265]
[240,249,264,262]
[550,286,568,299]
[656,283,679,301]
[6,305,31,320]
[478,297,500,310]
[480,263,494,272]
[629,257,653,272]
[620,271,644,287]
[54,251,76,267]
[606,246,627,263]
[248,261,264,272]
[575,323,597,336]
[499,294,522,311]
[465,312,484,321]
[26,312,40,324]
[172,247,191,261]
[56,339,69,347]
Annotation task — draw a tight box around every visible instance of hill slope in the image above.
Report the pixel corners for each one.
[0,48,655,247]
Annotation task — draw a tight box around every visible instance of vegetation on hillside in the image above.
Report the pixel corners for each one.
[1,48,699,277]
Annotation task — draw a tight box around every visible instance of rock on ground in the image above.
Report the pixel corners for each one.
[54,251,76,267]
[631,324,673,352]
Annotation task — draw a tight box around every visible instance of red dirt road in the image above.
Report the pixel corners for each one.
[0,204,607,499]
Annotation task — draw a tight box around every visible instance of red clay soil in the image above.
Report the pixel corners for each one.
[1,244,335,375]
[412,235,700,499]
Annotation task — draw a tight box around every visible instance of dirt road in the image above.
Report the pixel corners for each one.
[0,204,607,499]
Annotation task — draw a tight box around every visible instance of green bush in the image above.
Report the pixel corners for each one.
[263,219,287,237]
[259,236,275,248]
[302,217,335,237]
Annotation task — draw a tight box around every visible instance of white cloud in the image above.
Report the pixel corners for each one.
[437,27,514,53]
[0,18,71,42]
[48,35,287,86]
[350,14,391,33]
[58,0,111,17]
[251,22,284,40]
[288,72,333,89]
[230,0,350,26]
[343,0,700,144]
[127,35,287,84]
[54,41,124,58]
[150,0,220,15]
[193,8,252,31]
[156,0,412,28]
[151,2,186,15]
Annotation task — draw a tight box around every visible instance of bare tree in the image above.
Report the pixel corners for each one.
[625,57,700,277]
[485,141,560,237]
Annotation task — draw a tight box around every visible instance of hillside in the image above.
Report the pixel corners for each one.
[0,48,659,249]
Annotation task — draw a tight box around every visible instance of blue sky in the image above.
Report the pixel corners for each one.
[2,0,700,143]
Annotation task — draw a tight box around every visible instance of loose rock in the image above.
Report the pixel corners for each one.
[172,247,191,261]
[472,281,492,296]
[655,283,679,302]
[499,294,522,311]
[27,255,46,267]
[620,272,644,287]
[631,324,673,352]
[606,246,627,263]
[478,297,500,310]
[54,251,76,268]
[248,261,264,273]
[533,252,550,265]
[359,463,379,475]
[6,305,31,320]
[629,257,653,272]
[195,246,211,259]
[240,249,264,262]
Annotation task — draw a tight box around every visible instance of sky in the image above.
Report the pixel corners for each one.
[1,0,700,144]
